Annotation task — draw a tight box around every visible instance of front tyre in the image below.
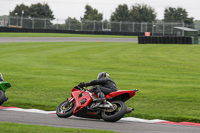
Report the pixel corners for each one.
[56,99,75,118]
[101,101,127,122]
[0,90,6,106]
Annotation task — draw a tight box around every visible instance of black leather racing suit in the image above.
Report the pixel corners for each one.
[85,77,118,95]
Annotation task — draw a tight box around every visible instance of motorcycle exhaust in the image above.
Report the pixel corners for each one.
[126,108,134,114]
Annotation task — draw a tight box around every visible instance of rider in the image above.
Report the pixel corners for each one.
[0,73,4,82]
[78,72,118,107]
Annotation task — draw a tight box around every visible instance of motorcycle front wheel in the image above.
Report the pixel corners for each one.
[56,99,75,118]
[101,100,127,122]
[0,90,6,106]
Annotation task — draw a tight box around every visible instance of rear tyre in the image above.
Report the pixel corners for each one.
[0,90,6,106]
[56,99,75,118]
[101,101,127,122]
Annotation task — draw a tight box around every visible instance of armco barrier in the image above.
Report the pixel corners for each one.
[138,36,193,44]
[0,27,144,36]
[0,27,177,37]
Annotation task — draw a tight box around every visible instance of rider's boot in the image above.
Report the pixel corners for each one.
[97,92,106,102]
[93,92,106,108]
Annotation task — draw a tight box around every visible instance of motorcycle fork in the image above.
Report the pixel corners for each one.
[68,98,75,103]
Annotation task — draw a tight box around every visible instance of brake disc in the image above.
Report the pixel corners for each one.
[62,103,72,111]
[104,104,117,112]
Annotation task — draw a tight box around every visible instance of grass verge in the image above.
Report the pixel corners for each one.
[0,122,119,133]
[0,32,136,38]
[0,42,200,123]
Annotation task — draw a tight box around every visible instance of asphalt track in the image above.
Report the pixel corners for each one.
[0,110,199,133]
[0,37,138,43]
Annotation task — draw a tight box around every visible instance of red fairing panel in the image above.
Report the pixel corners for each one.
[71,88,80,97]
[105,90,135,99]
[71,90,93,114]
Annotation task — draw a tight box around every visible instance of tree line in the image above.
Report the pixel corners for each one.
[8,2,194,29]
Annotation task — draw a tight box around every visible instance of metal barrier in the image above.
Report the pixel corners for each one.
[0,27,144,36]
[0,16,199,36]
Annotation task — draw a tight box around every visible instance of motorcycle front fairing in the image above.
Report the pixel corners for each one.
[0,74,11,105]
[0,82,12,91]
[0,74,11,91]
[71,88,93,114]
[70,88,101,119]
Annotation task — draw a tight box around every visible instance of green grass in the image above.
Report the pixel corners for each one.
[0,122,119,133]
[0,42,200,123]
[0,32,136,38]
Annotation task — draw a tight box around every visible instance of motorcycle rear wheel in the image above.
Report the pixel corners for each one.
[0,90,6,106]
[56,99,75,118]
[101,100,127,122]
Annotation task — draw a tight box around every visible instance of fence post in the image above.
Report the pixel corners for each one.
[141,22,143,32]
[182,21,185,36]
[8,16,10,26]
[32,18,34,29]
[56,19,58,29]
[21,10,24,28]
[102,21,103,31]
[69,20,70,30]
[21,16,23,28]
[44,18,46,29]
[152,22,154,36]
[146,22,148,32]
[81,22,83,31]
[93,20,96,31]
[163,22,165,36]
[171,23,173,34]
[17,15,18,26]
[132,22,135,32]
[120,21,122,32]
[110,22,112,31]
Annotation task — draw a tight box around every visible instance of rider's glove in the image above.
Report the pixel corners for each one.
[78,82,86,88]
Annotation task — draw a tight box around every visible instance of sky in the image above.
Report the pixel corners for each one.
[0,0,200,21]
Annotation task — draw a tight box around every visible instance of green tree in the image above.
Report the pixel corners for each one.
[110,4,130,22]
[9,4,29,17]
[65,17,81,31]
[81,5,103,21]
[29,3,54,29]
[110,4,156,32]
[29,3,54,19]
[164,7,194,24]
[9,4,30,26]
[81,5,103,31]
[130,3,157,22]
[110,4,130,31]
[9,3,55,28]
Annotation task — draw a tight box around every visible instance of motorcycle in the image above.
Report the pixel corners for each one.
[0,73,12,106]
[56,85,138,122]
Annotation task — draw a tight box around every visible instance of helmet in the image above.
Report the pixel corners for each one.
[97,72,110,79]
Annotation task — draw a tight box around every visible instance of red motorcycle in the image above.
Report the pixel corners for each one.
[56,86,138,122]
